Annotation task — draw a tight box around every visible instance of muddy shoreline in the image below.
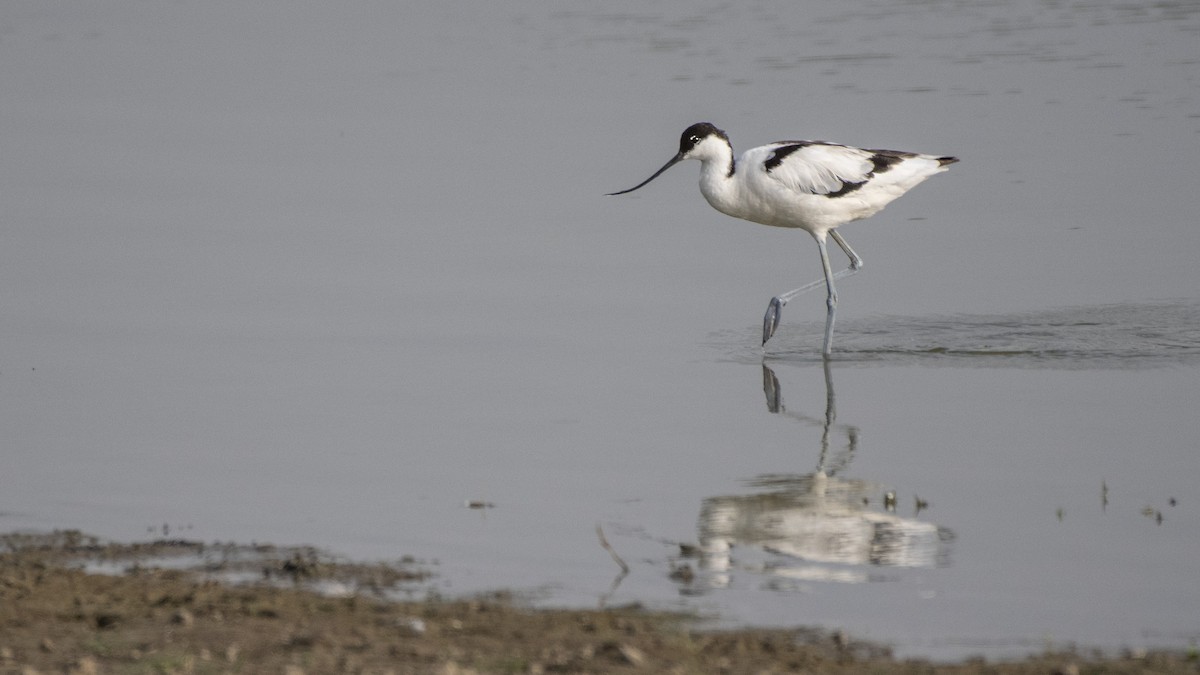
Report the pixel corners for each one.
[1,531,1195,674]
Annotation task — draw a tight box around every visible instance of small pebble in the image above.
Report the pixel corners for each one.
[68,657,99,675]
[619,644,646,666]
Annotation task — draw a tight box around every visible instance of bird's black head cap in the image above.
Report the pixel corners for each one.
[679,122,727,154]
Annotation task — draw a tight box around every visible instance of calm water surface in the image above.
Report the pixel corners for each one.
[2,0,1199,660]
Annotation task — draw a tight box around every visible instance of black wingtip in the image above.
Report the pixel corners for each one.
[938,156,960,166]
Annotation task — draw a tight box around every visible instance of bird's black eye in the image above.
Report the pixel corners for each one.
[690,136,700,143]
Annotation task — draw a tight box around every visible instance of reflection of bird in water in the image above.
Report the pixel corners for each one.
[692,363,951,589]
[609,122,956,356]
[762,361,858,477]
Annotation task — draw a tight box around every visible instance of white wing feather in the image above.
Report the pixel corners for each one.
[759,143,877,196]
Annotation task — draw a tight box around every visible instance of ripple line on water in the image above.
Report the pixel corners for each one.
[710,299,1200,369]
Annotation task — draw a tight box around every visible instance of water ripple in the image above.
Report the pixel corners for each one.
[712,299,1200,369]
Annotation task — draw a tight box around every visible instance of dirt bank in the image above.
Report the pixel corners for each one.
[1,531,1195,674]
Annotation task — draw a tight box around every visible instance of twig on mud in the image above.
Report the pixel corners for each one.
[595,524,629,574]
[595,523,629,610]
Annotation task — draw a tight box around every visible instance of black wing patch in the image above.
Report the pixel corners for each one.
[826,179,866,198]
[826,150,909,196]
[762,142,815,172]
[866,149,914,175]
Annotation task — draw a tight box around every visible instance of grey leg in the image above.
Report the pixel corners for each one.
[816,235,838,357]
[829,230,863,271]
[762,230,863,349]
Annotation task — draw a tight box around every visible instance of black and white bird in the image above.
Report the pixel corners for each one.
[609,122,957,357]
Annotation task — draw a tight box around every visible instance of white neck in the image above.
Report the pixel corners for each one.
[695,143,743,219]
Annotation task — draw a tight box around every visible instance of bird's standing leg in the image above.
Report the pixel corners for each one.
[761,230,864,349]
[815,234,838,357]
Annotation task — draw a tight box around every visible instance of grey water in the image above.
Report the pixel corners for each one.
[3,0,1200,661]
[739,300,1200,367]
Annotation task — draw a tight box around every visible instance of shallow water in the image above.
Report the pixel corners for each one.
[731,299,1200,368]
[2,0,1199,661]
